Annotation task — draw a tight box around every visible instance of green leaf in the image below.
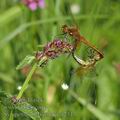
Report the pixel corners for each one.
[15,102,41,120]
[16,55,35,70]
[0,95,13,112]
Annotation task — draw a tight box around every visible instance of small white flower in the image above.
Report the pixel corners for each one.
[17,86,22,91]
[70,4,80,14]
[61,83,69,90]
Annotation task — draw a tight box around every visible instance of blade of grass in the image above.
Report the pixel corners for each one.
[0,14,110,49]
[9,111,13,120]
[69,90,111,120]
[0,6,22,26]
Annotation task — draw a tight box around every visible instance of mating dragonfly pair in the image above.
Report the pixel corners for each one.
[36,25,104,68]
[62,25,104,67]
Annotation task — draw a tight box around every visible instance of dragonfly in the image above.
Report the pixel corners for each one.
[61,24,104,68]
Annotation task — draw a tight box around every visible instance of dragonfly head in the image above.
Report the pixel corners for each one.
[62,24,69,34]
[62,25,77,36]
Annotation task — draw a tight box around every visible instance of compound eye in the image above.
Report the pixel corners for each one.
[69,32,73,36]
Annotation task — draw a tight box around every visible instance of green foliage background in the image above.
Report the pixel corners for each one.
[0,0,120,120]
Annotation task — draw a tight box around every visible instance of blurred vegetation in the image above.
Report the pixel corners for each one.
[0,0,120,120]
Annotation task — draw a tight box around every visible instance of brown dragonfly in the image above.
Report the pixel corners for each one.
[61,24,104,68]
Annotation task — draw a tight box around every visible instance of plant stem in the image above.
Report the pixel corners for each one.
[8,57,47,120]
[17,56,48,99]
[17,63,37,99]
[8,63,37,120]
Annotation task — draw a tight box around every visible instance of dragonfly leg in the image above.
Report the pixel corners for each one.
[63,34,68,42]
